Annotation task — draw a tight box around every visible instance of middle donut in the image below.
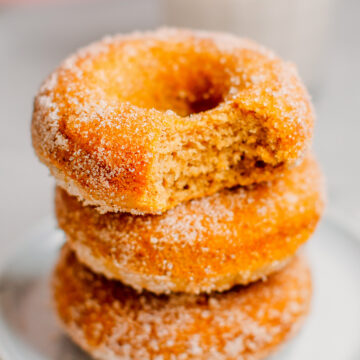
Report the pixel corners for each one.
[55,155,324,294]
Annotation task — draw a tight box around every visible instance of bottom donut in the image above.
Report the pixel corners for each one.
[52,245,312,360]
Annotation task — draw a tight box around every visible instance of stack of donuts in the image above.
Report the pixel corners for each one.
[32,28,324,360]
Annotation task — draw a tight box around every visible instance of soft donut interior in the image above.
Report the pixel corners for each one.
[156,120,278,207]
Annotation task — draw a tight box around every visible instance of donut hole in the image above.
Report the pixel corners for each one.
[170,79,226,116]
[97,43,234,117]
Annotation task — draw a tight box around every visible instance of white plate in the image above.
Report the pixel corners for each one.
[0,215,360,360]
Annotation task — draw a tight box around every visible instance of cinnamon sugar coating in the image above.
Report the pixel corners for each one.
[53,246,312,360]
[55,155,324,294]
[33,28,314,214]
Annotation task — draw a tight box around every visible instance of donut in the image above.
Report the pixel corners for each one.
[53,246,312,360]
[32,28,314,214]
[55,155,324,294]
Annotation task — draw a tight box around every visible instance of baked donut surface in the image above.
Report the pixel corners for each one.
[53,246,312,360]
[55,155,324,294]
[33,28,314,214]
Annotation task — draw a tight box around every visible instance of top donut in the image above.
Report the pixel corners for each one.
[32,28,314,214]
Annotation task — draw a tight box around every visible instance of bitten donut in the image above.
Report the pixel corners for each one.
[33,28,314,214]
[55,155,324,294]
[53,246,312,360]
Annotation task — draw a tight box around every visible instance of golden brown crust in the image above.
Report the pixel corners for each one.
[33,28,314,214]
[55,155,324,294]
[53,246,312,360]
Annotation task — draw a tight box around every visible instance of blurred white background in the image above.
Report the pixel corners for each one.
[1,0,359,266]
